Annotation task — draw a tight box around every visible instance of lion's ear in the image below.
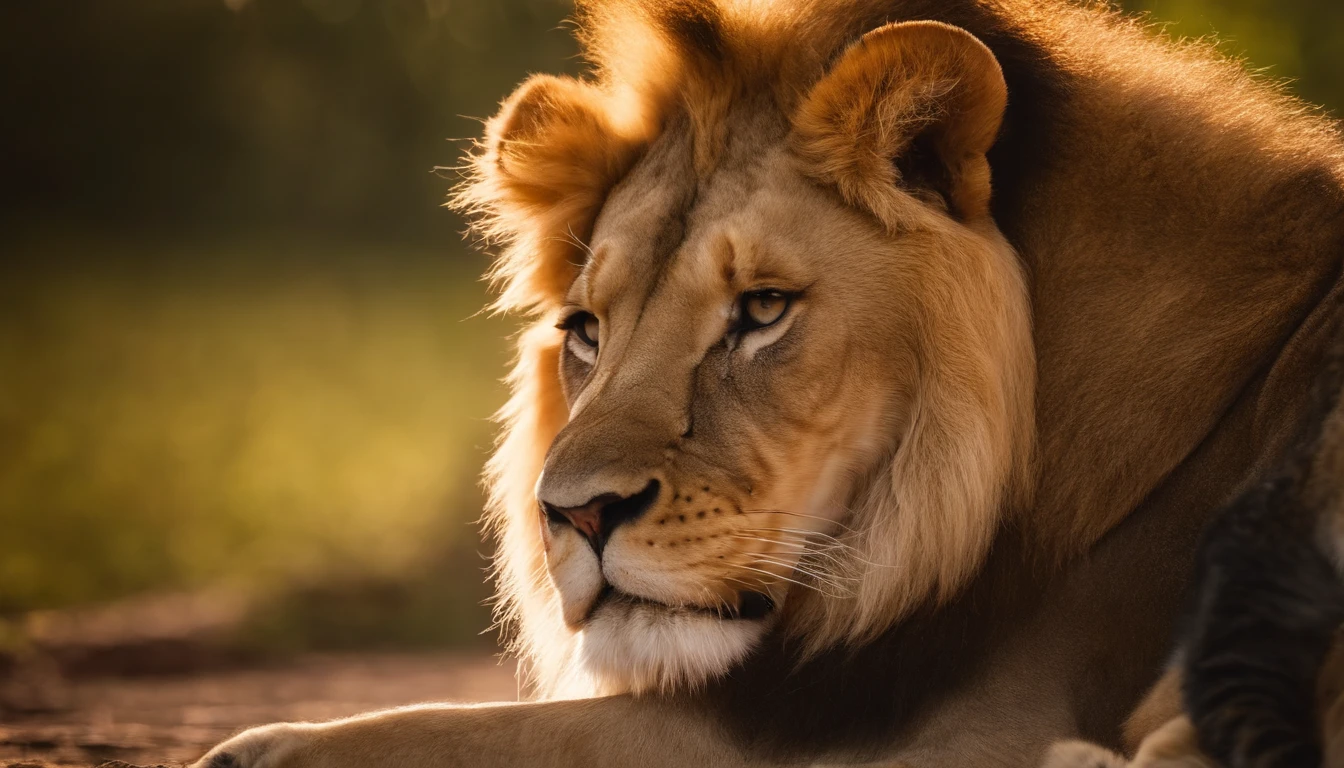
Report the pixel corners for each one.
[486,74,643,221]
[790,21,1007,226]
[459,75,649,312]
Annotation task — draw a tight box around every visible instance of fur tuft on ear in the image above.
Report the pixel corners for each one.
[790,21,1008,228]
[452,75,653,314]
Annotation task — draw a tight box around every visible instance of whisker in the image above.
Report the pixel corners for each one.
[740,526,852,548]
[692,583,733,616]
[724,562,831,594]
[739,508,837,521]
[754,566,852,595]
[722,575,769,595]
[727,536,840,569]
[769,544,858,572]
[737,530,860,563]
[725,562,851,599]
[736,527,901,570]
[724,534,855,571]
[727,533,805,548]
[739,508,858,532]
[751,555,859,585]
[728,527,837,548]
[731,535,897,570]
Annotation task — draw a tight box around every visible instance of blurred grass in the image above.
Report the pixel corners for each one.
[1125,0,1344,113]
[0,230,511,631]
[1,0,1340,655]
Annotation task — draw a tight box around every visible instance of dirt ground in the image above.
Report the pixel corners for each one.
[0,653,517,768]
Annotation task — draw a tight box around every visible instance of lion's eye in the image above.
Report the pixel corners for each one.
[575,314,600,347]
[559,311,600,364]
[740,290,791,331]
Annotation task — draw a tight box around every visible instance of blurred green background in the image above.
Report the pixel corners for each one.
[0,0,1340,656]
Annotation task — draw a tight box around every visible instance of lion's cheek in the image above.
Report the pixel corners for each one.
[544,528,604,627]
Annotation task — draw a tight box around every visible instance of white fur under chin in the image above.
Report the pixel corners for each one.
[577,597,771,694]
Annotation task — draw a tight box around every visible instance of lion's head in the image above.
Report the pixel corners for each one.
[456,1,1035,696]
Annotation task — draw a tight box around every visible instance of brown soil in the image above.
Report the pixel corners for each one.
[0,653,517,768]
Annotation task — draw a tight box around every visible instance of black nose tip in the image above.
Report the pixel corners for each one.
[541,480,660,555]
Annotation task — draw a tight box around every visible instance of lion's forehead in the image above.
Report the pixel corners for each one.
[583,107,798,304]
[585,128,697,299]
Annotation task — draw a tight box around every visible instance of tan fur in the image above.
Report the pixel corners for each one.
[1122,669,1187,756]
[192,0,1344,766]
[1043,670,1212,768]
[457,7,1038,695]
[1322,636,1344,768]
[1044,718,1216,768]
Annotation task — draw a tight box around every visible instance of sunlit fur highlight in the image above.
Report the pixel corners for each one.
[453,0,1344,700]
[454,0,1040,696]
[452,74,654,316]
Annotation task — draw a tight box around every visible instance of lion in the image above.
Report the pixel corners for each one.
[192,0,1344,766]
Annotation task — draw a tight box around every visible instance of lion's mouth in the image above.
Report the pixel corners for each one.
[592,585,776,622]
[576,580,778,692]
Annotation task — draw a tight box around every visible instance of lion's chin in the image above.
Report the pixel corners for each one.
[576,590,774,694]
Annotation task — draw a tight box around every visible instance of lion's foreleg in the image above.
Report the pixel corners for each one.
[1041,718,1215,768]
[192,695,763,768]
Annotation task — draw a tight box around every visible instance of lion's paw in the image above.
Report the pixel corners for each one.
[192,722,317,768]
[1041,740,1128,768]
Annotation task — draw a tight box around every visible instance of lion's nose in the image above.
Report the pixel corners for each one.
[540,480,660,555]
